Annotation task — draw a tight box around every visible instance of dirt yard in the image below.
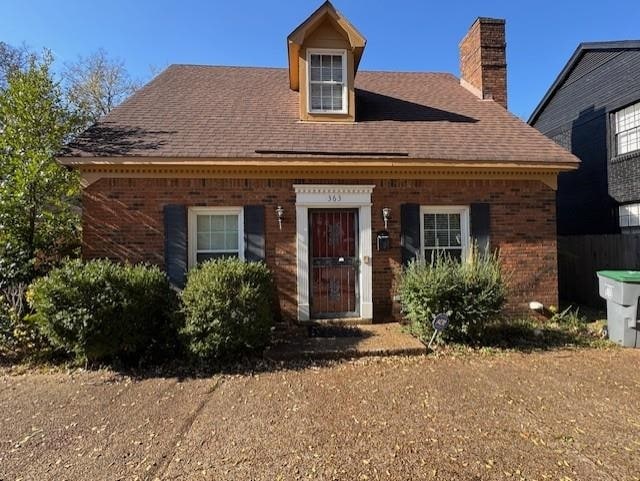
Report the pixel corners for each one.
[1,348,639,481]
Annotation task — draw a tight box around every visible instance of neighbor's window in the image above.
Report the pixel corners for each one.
[188,207,244,267]
[615,101,640,155]
[420,206,470,261]
[619,203,640,228]
[308,50,347,113]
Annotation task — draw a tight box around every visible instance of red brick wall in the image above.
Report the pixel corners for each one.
[459,18,507,108]
[83,177,557,321]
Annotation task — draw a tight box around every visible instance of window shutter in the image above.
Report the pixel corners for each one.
[163,204,188,288]
[400,203,421,266]
[244,205,265,262]
[470,203,491,254]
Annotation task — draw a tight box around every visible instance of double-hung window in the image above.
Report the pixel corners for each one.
[614,101,640,155]
[307,49,347,114]
[188,207,244,267]
[420,206,470,261]
[619,202,640,229]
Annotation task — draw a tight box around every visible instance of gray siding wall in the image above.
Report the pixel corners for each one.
[531,49,640,235]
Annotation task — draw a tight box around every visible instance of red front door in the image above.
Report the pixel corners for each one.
[309,209,359,318]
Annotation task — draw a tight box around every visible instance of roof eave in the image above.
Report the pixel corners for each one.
[57,155,580,172]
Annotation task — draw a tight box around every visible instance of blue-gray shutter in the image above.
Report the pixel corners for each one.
[470,203,491,254]
[244,205,265,262]
[163,204,187,288]
[400,203,421,266]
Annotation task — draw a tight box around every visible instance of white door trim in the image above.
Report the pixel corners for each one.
[294,184,374,321]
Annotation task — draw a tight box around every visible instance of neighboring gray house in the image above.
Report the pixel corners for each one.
[529,41,640,235]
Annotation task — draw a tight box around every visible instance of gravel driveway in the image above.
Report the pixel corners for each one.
[2,348,639,480]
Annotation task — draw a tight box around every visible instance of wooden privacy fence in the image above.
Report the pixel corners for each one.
[558,234,640,307]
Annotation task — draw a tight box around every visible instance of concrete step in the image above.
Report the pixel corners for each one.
[264,322,427,361]
[298,317,372,326]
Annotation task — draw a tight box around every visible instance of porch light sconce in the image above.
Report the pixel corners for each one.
[276,205,285,231]
[382,207,391,229]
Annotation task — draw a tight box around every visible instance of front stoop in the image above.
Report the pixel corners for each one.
[297,317,372,326]
[264,322,427,361]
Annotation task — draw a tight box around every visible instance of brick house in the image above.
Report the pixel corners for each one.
[60,2,578,322]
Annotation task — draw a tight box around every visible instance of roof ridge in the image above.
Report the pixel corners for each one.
[167,64,457,77]
[577,40,640,50]
[359,69,456,77]
[168,64,287,70]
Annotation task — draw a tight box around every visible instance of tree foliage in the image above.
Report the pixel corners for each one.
[63,49,139,125]
[0,45,140,356]
[0,42,29,89]
[0,51,81,281]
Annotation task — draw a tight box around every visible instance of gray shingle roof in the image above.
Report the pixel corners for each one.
[63,65,578,165]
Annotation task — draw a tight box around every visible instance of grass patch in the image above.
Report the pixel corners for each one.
[409,315,613,355]
[473,317,610,351]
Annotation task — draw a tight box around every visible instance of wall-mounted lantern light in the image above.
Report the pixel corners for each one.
[276,205,285,231]
[382,207,391,229]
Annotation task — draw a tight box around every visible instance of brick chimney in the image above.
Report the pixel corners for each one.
[459,17,507,108]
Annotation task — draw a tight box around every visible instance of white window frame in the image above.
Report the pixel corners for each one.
[619,202,640,228]
[306,48,348,115]
[188,207,244,268]
[614,100,640,156]
[420,206,471,261]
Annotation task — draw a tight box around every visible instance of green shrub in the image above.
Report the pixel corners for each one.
[181,258,274,360]
[0,282,49,355]
[0,299,13,352]
[27,259,179,364]
[0,241,78,356]
[398,250,507,342]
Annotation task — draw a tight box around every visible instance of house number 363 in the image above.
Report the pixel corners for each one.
[328,194,342,202]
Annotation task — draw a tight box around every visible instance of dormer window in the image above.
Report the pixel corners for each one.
[307,49,347,114]
[287,1,366,122]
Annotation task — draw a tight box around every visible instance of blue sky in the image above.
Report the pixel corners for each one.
[2,0,639,120]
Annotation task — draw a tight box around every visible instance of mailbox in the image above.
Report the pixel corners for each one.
[376,230,390,251]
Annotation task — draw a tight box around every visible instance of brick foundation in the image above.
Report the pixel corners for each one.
[83,177,557,321]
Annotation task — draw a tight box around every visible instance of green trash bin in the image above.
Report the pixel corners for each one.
[597,270,640,348]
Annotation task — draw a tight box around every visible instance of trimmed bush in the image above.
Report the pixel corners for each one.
[181,258,274,360]
[27,259,179,364]
[398,250,507,342]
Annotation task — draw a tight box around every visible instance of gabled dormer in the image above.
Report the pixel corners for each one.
[287,1,366,122]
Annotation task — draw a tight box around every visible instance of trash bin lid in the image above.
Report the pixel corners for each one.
[597,270,640,283]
